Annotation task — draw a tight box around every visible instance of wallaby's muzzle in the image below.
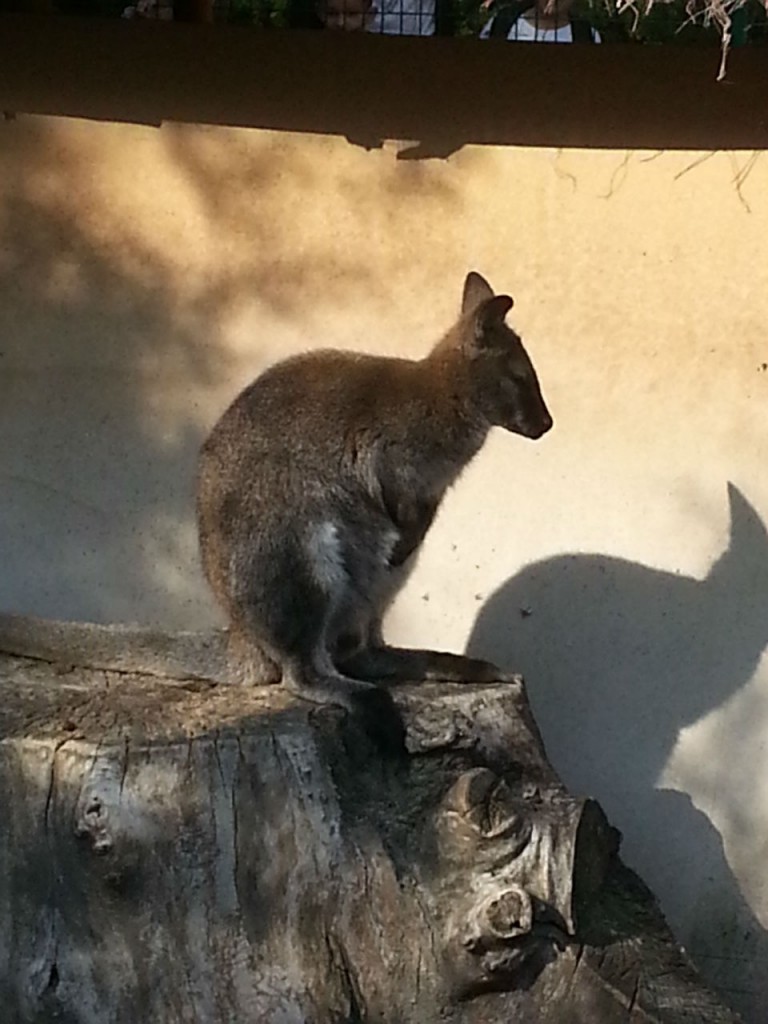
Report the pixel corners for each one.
[508,398,553,440]
[525,409,554,439]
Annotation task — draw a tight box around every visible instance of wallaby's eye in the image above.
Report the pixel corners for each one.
[504,357,527,384]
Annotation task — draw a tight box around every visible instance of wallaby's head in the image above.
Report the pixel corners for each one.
[456,271,553,440]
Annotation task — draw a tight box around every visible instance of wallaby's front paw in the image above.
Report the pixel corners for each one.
[349,687,406,755]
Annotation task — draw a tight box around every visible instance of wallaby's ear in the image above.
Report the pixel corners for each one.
[462,271,495,314]
[472,294,515,346]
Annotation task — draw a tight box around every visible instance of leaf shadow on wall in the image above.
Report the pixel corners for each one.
[466,483,768,1021]
[0,122,231,626]
[0,117,461,627]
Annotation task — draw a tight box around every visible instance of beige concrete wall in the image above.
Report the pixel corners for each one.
[1,112,767,1019]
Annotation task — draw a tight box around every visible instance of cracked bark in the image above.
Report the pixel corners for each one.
[0,614,742,1023]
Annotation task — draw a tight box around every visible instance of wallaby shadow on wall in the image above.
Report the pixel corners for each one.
[466,483,768,1020]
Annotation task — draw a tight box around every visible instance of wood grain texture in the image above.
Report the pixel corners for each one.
[0,615,742,1023]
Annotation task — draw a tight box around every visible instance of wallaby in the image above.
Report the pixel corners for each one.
[196,272,552,739]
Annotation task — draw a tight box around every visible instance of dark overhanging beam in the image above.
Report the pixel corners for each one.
[0,13,767,151]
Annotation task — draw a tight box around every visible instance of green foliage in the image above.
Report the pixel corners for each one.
[578,0,720,43]
[446,0,488,34]
[221,0,291,25]
[37,0,768,44]
[446,0,768,42]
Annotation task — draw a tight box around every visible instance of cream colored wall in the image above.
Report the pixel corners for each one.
[1,113,767,1020]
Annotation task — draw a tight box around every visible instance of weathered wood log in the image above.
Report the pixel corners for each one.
[0,614,741,1023]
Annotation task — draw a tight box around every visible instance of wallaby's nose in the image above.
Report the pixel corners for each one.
[530,410,553,439]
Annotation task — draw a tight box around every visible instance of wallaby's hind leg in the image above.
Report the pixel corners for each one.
[231,552,404,749]
[280,653,405,750]
[338,644,512,685]
[280,648,378,711]
[330,593,511,685]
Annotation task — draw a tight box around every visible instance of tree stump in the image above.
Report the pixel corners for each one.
[0,614,741,1023]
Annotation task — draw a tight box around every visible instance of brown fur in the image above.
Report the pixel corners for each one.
[196,272,552,744]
